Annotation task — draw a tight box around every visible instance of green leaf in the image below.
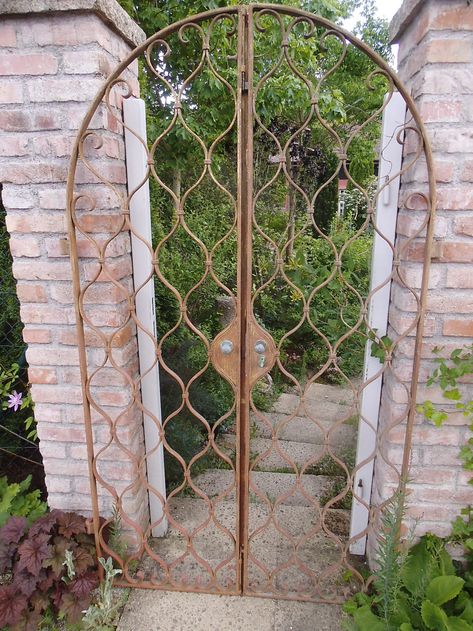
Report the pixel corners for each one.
[400,624,414,631]
[353,605,386,631]
[426,576,465,606]
[447,618,473,631]
[421,600,449,630]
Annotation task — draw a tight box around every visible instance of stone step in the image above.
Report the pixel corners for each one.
[250,412,357,448]
[192,469,345,508]
[271,391,356,421]
[164,497,351,541]
[220,435,353,471]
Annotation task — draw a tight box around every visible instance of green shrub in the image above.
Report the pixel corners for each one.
[0,475,46,527]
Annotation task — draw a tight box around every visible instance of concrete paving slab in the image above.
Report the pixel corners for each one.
[117,588,346,631]
[117,589,276,631]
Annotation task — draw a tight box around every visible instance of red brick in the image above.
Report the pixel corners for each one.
[419,100,462,123]
[22,327,52,344]
[28,367,57,385]
[460,160,473,182]
[0,53,58,76]
[31,135,75,158]
[31,385,83,405]
[12,261,71,281]
[428,291,473,313]
[454,217,473,236]
[443,319,473,337]
[437,186,473,210]
[0,136,28,156]
[57,322,133,348]
[20,304,75,325]
[8,237,41,258]
[28,77,102,103]
[426,39,472,64]
[62,50,112,75]
[16,283,47,303]
[75,214,125,233]
[0,109,61,132]
[0,83,23,104]
[2,188,36,209]
[45,476,71,493]
[432,7,473,31]
[38,441,67,459]
[24,15,111,49]
[6,214,66,234]
[0,162,68,185]
[435,242,473,263]
[83,257,132,282]
[82,303,130,328]
[446,267,473,289]
[0,23,17,47]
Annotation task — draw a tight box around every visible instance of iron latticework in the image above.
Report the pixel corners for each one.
[67,4,435,603]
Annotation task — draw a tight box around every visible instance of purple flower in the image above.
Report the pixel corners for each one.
[7,390,22,412]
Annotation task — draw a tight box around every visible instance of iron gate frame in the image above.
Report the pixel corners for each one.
[66,3,436,602]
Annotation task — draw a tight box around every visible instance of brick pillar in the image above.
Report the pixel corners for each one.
[374,0,473,541]
[0,0,148,529]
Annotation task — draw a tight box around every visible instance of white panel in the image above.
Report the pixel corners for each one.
[123,97,167,537]
[349,92,407,555]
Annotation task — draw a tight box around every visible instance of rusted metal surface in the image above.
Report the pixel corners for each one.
[66,4,436,603]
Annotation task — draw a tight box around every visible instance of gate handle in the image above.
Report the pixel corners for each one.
[220,340,234,355]
[254,340,267,354]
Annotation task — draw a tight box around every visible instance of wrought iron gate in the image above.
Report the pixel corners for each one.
[67,4,435,603]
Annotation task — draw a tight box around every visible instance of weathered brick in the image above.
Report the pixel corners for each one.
[419,99,463,123]
[446,267,473,289]
[22,327,52,344]
[31,385,83,405]
[8,237,41,258]
[26,346,80,366]
[45,476,72,493]
[0,136,28,157]
[16,283,47,303]
[0,23,17,47]
[6,213,66,234]
[0,53,58,76]
[432,6,473,31]
[0,109,61,132]
[62,50,112,75]
[426,39,473,64]
[454,216,473,236]
[12,261,71,281]
[443,319,473,337]
[435,243,473,263]
[0,163,68,185]
[28,367,57,385]
[20,304,75,325]
[0,83,23,104]
[28,77,103,103]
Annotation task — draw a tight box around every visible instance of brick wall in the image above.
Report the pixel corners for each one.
[372,0,473,542]
[0,1,148,534]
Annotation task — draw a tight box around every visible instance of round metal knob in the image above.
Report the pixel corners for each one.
[220,340,234,355]
[254,340,267,354]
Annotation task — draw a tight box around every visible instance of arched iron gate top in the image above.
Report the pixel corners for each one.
[66,3,436,603]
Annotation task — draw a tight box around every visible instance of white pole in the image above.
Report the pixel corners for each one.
[349,92,407,555]
[123,97,167,537]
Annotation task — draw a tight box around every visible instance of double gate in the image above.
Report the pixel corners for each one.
[67,4,435,602]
